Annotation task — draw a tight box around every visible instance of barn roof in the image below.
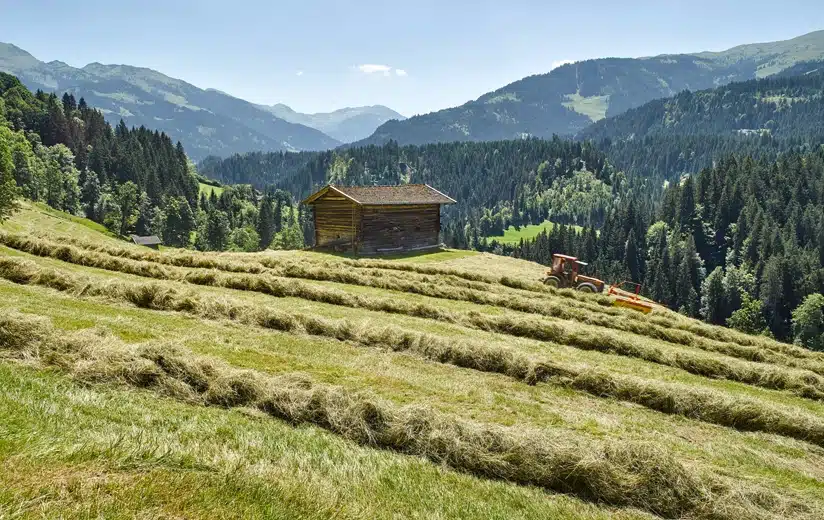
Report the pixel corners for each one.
[130,235,162,246]
[303,184,456,206]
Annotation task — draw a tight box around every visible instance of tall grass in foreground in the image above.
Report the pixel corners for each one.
[1,312,818,520]
[4,235,824,402]
[3,256,824,449]
[24,231,821,365]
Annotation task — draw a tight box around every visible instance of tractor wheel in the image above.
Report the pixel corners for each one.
[576,282,597,293]
[543,275,562,289]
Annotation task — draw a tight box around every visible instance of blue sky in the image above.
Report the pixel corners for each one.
[0,1,822,116]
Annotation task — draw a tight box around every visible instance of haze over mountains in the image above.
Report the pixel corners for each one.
[257,104,405,143]
[0,42,402,160]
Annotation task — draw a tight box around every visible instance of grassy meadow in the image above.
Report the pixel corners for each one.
[198,182,225,197]
[487,220,586,244]
[1,203,824,520]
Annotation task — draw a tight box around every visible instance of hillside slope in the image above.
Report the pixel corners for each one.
[2,202,824,519]
[258,103,406,143]
[359,30,824,146]
[0,43,341,160]
[579,61,824,141]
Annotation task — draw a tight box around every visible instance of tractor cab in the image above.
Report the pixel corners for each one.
[551,254,584,277]
[543,254,605,293]
[540,253,657,312]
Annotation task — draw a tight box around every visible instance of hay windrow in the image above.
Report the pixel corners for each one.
[0,311,815,520]
[3,256,824,449]
[2,246,823,407]
[11,231,824,375]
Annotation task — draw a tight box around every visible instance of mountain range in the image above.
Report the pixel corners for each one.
[357,30,824,146]
[3,30,824,161]
[256,103,405,143]
[578,60,824,143]
[0,43,401,160]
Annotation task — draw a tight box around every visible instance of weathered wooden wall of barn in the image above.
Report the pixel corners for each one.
[312,192,358,248]
[358,204,440,254]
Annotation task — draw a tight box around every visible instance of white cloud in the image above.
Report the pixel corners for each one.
[296,70,304,76]
[551,59,575,70]
[395,69,408,77]
[357,64,392,76]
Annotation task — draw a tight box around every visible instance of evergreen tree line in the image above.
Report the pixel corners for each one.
[0,72,303,252]
[200,137,621,237]
[499,149,824,348]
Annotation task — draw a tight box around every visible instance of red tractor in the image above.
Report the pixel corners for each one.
[542,254,606,293]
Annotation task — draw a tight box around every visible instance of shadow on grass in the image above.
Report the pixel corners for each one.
[308,247,477,263]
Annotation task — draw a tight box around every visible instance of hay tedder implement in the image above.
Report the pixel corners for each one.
[541,253,655,313]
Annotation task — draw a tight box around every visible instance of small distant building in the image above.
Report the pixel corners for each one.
[302,184,456,255]
[130,235,162,250]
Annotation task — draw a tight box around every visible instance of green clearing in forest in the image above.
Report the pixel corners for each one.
[487,220,585,244]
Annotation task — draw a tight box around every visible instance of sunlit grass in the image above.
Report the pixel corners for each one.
[2,202,824,518]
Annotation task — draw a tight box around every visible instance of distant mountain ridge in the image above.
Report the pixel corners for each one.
[357,30,824,147]
[257,103,405,143]
[0,42,342,160]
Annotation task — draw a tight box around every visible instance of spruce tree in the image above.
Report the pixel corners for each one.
[134,192,153,236]
[80,170,101,219]
[653,247,672,306]
[700,267,726,324]
[256,196,276,250]
[205,209,230,251]
[678,175,696,229]
[0,128,20,220]
[623,232,641,283]
[761,255,794,340]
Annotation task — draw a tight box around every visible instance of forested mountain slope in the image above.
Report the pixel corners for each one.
[0,72,307,252]
[358,30,824,146]
[579,61,824,141]
[0,43,340,160]
[576,61,824,188]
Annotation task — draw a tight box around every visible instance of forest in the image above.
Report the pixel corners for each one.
[0,72,305,252]
[485,149,824,345]
[199,137,619,234]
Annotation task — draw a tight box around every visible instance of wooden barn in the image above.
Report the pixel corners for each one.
[302,184,456,255]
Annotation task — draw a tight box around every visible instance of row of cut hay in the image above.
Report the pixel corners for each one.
[266,262,818,369]
[467,312,824,401]
[55,231,824,362]
[5,234,824,402]
[3,257,824,449]
[274,255,824,361]
[37,230,805,355]
[13,232,822,373]
[35,230,802,359]
[1,311,818,520]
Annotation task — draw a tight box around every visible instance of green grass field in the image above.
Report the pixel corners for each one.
[487,220,585,244]
[2,203,824,520]
[198,182,224,197]
[562,92,611,122]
